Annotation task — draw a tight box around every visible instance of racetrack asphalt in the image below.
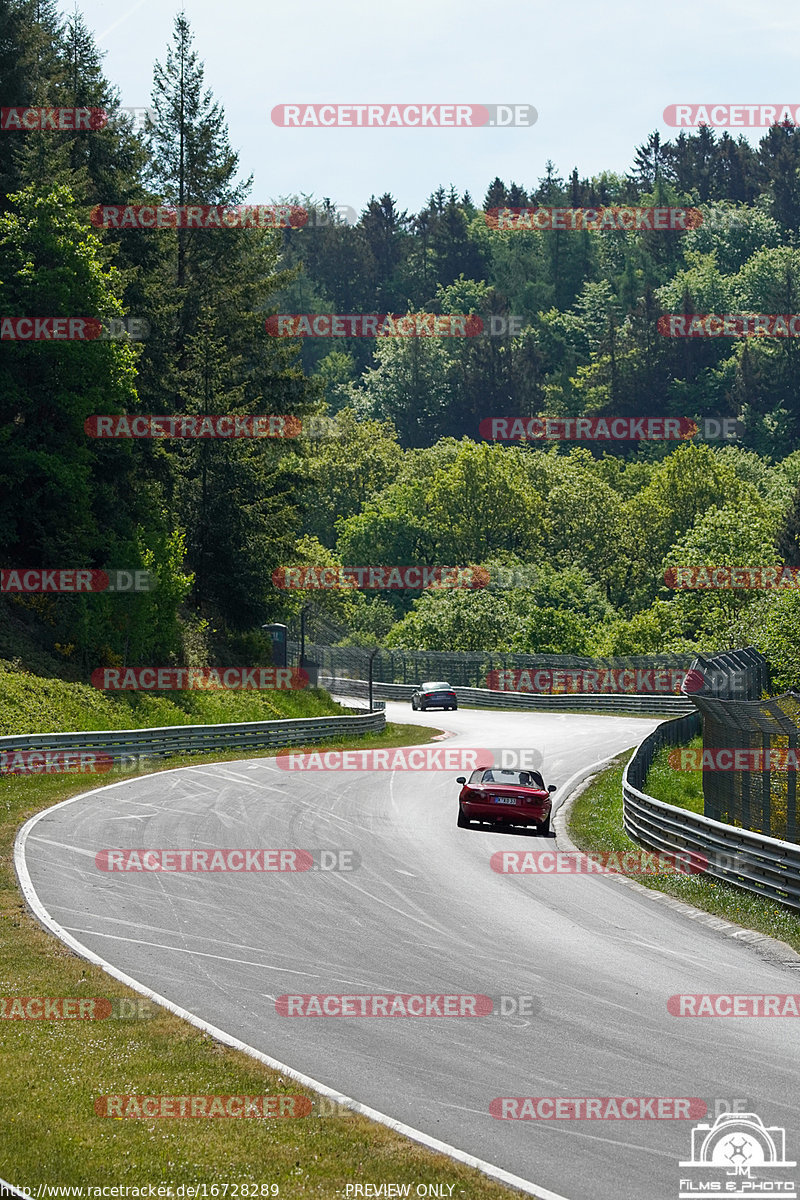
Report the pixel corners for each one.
[18,703,800,1200]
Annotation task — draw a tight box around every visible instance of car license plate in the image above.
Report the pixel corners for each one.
[493,796,517,805]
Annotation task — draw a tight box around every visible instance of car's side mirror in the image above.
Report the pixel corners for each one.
[456,777,466,784]
[548,785,557,792]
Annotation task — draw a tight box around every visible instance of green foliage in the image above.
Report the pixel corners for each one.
[0,657,338,737]
[715,590,800,693]
[386,588,524,652]
[7,1,800,679]
[384,562,615,653]
[301,409,402,548]
[661,502,780,642]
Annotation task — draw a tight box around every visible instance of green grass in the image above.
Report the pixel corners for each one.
[0,689,522,1197]
[0,658,341,736]
[568,750,800,953]
[639,735,705,814]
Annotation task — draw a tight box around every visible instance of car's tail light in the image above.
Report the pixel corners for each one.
[461,788,482,802]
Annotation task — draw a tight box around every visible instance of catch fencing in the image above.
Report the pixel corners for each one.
[623,709,800,913]
[323,675,693,715]
[683,648,800,841]
[623,646,800,911]
[302,642,697,689]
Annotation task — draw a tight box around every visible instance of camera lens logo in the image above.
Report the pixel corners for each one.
[679,1112,796,1198]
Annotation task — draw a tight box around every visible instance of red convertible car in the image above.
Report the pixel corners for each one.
[455,767,556,835]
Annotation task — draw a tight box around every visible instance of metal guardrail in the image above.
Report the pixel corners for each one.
[0,711,386,764]
[623,712,800,913]
[323,675,694,715]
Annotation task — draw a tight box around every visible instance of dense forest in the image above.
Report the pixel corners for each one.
[4,0,800,689]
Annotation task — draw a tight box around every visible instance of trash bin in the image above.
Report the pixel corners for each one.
[261,623,287,668]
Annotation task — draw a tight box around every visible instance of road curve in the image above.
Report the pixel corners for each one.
[18,704,800,1200]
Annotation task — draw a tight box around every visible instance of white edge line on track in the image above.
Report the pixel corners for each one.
[12,763,571,1200]
[553,747,800,967]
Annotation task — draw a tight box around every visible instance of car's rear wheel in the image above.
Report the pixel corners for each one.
[539,812,551,836]
[457,804,470,828]
[411,697,418,710]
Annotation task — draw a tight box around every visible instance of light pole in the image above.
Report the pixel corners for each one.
[299,603,311,667]
[368,649,379,712]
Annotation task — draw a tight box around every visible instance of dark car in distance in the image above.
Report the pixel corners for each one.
[455,767,556,835]
[411,681,458,711]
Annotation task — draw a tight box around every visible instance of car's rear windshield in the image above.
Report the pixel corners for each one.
[476,768,543,787]
[422,682,451,690]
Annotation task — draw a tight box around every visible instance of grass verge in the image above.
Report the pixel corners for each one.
[0,658,342,736]
[567,750,800,953]
[1,719,518,1198]
[642,735,704,814]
